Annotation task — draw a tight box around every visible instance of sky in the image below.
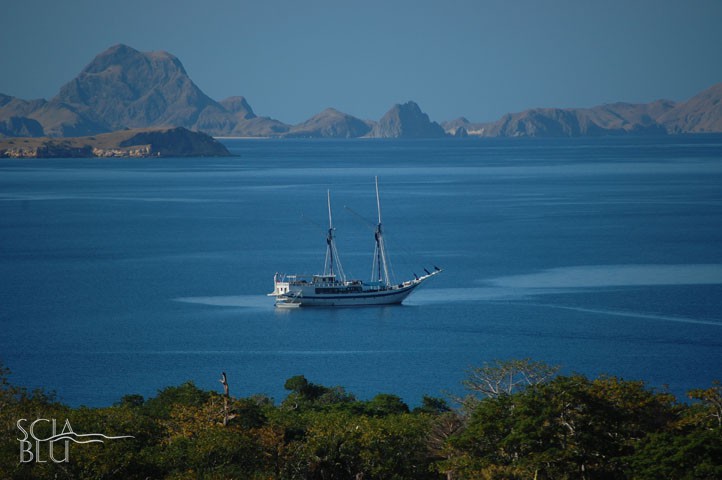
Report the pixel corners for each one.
[2,0,722,124]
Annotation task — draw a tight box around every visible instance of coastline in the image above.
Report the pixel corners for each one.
[0,127,231,158]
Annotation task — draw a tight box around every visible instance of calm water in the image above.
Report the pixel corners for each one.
[1,137,721,407]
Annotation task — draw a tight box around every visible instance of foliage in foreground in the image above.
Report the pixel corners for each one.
[1,360,720,479]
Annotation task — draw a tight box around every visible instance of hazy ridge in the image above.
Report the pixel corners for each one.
[1,44,721,139]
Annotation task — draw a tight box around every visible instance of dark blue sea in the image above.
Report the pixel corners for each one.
[1,136,721,407]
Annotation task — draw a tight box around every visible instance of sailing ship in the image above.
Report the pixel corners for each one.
[269,178,442,307]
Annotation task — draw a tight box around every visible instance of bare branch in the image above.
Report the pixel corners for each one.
[462,358,560,399]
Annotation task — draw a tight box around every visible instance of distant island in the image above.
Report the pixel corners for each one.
[1,43,721,141]
[0,127,231,158]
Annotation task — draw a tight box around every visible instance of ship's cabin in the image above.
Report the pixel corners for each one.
[312,274,339,285]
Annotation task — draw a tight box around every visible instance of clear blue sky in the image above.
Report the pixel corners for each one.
[2,0,721,124]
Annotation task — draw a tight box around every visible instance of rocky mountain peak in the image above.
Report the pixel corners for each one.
[219,96,256,119]
[52,44,216,131]
[658,83,722,133]
[78,44,186,77]
[371,101,446,138]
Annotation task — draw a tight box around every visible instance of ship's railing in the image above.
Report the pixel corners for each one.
[276,273,364,288]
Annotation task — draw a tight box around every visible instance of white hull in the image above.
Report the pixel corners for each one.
[273,281,424,307]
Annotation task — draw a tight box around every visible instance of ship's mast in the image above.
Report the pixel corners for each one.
[323,190,346,282]
[373,177,391,287]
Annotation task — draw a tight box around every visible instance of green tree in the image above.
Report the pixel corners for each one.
[445,373,681,480]
[0,362,68,480]
[687,381,722,429]
[359,413,437,479]
[282,375,356,412]
[300,411,366,479]
[413,395,451,415]
[628,430,722,479]
[58,405,161,480]
[364,394,410,417]
[143,381,210,419]
[115,393,145,409]
[626,381,722,479]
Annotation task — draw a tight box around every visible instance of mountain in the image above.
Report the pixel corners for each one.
[657,83,722,133]
[370,101,446,138]
[283,108,372,138]
[0,93,104,137]
[196,95,289,137]
[0,115,43,137]
[53,44,221,131]
[53,44,292,137]
[481,104,669,137]
[583,100,675,133]
[2,44,721,139]
[0,44,289,138]
[444,101,674,138]
[219,96,256,119]
[443,84,722,138]
[226,116,290,137]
